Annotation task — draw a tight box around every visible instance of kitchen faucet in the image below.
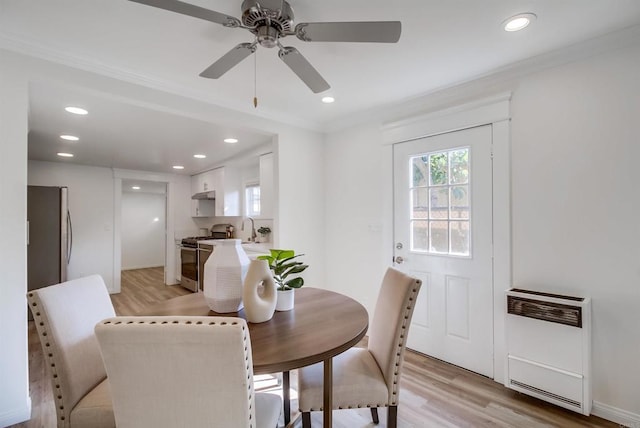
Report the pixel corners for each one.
[241,217,257,242]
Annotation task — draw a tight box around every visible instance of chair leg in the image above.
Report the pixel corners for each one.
[370,407,379,424]
[282,371,290,425]
[388,405,397,428]
[302,411,312,428]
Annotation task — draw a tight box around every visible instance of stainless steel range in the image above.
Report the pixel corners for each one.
[179,224,234,292]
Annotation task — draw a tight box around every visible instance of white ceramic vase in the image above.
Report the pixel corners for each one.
[242,259,277,323]
[203,239,250,313]
[275,289,295,311]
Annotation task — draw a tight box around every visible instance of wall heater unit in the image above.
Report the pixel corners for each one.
[505,288,591,415]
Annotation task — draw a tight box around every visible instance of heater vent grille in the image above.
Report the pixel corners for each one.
[507,296,582,328]
[510,380,581,408]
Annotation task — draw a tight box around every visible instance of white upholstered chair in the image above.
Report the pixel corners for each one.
[94,316,282,428]
[298,267,422,428]
[27,275,116,428]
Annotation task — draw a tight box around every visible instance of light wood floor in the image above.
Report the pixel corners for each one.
[15,267,616,428]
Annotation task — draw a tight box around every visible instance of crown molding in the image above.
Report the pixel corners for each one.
[324,24,640,133]
[0,30,323,133]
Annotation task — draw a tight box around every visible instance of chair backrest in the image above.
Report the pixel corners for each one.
[27,275,115,428]
[95,316,256,428]
[367,267,422,405]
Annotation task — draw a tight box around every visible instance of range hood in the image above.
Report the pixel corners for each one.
[191,191,216,200]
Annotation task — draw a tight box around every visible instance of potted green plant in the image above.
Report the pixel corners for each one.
[256,226,271,243]
[257,249,308,311]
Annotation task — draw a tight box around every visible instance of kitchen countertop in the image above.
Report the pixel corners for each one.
[195,239,271,255]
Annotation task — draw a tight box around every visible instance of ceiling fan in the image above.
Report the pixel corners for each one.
[130,0,401,93]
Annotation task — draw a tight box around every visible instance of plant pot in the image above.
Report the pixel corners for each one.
[203,239,250,313]
[275,289,295,311]
[242,259,277,323]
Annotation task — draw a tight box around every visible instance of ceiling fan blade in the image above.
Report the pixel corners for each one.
[129,0,240,27]
[278,47,330,94]
[295,21,401,43]
[199,43,257,79]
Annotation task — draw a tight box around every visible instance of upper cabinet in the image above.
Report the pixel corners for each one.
[259,153,274,219]
[191,167,240,217]
[191,169,218,194]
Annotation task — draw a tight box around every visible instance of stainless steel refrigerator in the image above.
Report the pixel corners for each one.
[27,186,72,294]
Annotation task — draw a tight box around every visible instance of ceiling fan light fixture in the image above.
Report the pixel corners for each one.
[257,26,280,48]
[503,13,536,32]
[65,106,88,115]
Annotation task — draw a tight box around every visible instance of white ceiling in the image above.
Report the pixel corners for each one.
[2,0,640,174]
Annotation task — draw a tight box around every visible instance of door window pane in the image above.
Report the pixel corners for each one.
[450,221,470,255]
[429,221,449,253]
[409,147,471,256]
[411,220,429,251]
[429,153,448,185]
[412,188,429,219]
[450,185,469,219]
[429,188,449,219]
[450,149,469,184]
[412,156,429,187]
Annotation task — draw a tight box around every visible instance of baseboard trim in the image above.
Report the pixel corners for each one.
[121,265,164,271]
[592,401,640,427]
[0,397,31,427]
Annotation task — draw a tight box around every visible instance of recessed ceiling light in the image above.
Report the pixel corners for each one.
[57,152,74,158]
[173,165,185,170]
[60,135,79,141]
[224,138,238,144]
[131,186,141,190]
[322,96,335,104]
[193,154,207,159]
[503,13,536,32]
[65,106,88,115]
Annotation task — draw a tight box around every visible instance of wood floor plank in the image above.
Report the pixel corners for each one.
[12,267,618,428]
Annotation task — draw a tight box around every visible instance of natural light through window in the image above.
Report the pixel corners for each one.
[245,183,261,217]
[410,147,471,256]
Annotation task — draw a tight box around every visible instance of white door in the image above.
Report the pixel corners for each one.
[393,125,494,377]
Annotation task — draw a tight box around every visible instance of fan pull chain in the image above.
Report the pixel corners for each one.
[253,51,258,108]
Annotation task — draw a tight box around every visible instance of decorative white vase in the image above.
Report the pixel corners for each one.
[203,239,250,313]
[275,289,295,311]
[242,259,277,323]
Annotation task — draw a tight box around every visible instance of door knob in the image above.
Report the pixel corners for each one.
[394,256,404,264]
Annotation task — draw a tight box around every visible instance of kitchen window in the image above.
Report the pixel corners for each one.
[245,183,261,216]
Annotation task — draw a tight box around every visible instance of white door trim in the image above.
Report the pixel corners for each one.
[381,93,511,383]
[112,168,177,293]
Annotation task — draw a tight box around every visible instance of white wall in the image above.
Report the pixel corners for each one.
[121,192,166,270]
[510,45,640,416]
[0,50,31,427]
[324,43,640,422]
[276,129,326,287]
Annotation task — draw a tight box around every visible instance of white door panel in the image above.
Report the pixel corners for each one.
[394,125,494,377]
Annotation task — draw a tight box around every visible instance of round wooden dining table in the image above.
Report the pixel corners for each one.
[140,287,369,428]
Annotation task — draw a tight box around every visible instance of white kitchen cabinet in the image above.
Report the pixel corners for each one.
[216,166,240,216]
[190,167,239,217]
[191,169,219,194]
[259,152,274,219]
